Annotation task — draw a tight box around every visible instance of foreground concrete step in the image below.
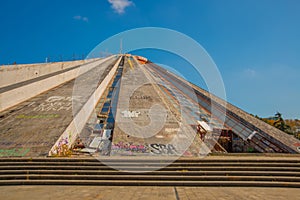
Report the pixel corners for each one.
[1,174,300,182]
[0,165,300,172]
[0,157,299,187]
[0,180,300,187]
[0,165,299,171]
[1,156,300,163]
[0,161,299,167]
[1,170,300,177]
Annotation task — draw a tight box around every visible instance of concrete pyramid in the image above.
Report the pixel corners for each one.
[0,55,299,157]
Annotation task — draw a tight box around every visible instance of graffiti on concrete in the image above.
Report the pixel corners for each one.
[183,150,193,156]
[28,96,80,112]
[293,143,300,152]
[46,96,74,102]
[50,136,72,157]
[130,95,151,100]
[16,114,60,119]
[0,148,30,157]
[121,110,141,118]
[112,142,148,153]
[149,144,178,155]
[111,142,178,155]
[293,143,300,147]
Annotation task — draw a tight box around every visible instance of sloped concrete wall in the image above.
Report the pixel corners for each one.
[0,56,114,112]
[0,60,85,88]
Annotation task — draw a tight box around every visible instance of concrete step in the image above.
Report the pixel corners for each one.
[1,169,300,177]
[1,170,300,177]
[0,157,299,187]
[0,180,300,187]
[1,174,300,182]
[0,157,299,163]
[0,165,299,172]
[0,161,299,167]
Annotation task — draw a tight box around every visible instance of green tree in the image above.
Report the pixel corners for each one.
[273,112,292,134]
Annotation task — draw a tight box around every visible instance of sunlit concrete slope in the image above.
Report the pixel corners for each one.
[0,57,111,112]
[112,57,206,156]
[147,62,300,154]
[0,60,86,88]
[0,54,299,158]
[75,55,299,158]
[0,56,119,157]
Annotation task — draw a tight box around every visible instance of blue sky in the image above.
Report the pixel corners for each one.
[0,0,299,119]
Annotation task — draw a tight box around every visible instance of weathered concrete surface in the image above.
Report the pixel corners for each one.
[111,57,205,157]
[49,56,122,155]
[190,76,300,153]
[1,54,299,158]
[0,57,118,157]
[147,63,300,154]
[0,60,85,88]
[0,57,114,112]
[0,186,299,200]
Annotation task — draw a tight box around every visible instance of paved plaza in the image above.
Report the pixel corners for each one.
[0,186,299,200]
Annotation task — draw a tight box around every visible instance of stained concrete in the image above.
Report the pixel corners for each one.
[0,60,85,88]
[0,57,118,157]
[0,186,299,200]
[111,57,205,157]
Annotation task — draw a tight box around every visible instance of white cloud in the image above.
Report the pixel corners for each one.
[73,15,89,22]
[244,68,257,78]
[108,0,133,14]
[82,17,89,22]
